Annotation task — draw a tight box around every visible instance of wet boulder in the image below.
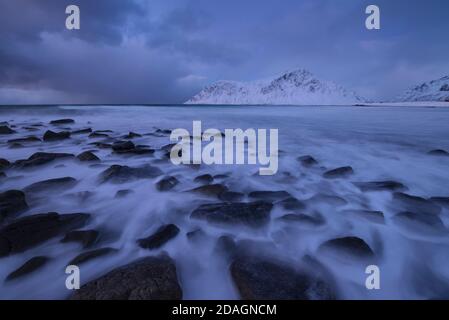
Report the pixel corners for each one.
[156,176,179,191]
[71,128,92,135]
[112,141,135,152]
[0,190,28,223]
[218,191,245,202]
[70,255,182,300]
[323,166,354,179]
[24,177,77,193]
[61,230,99,248]
[191,201,273,228]
[123,132,142,139]
[319,236,374,258]
[0,158,10,170]
[354,181,406,192]
[100,165,163,183]
[393,192,442,215]
[298,155,318,167]
[77,151,100,162]
[115,189,134,198]
[277,197,306,210]
[194,174,214,184]
[137,224,180,250]
[230,256,335,300]
[50,119,75,125]
[427,149,449,156]
[188,184,228,197]
[8,136,41,144]
[14,152,74,168]
[68,248,117,266]
[0,212,90,257]
[43,130,71,141]
[5,256,49,281]
[89,132,109,138]
[0,125,16,134]
[277,213,325,227]
[248,190,291,201]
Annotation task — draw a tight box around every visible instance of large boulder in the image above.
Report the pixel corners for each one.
[61,230,99,248]
[43,130,71,141]
[24,177,77,193]
[77,151,100,162]
[393,192,442,215]
[0,125,16,134]
[0,190,28,223]
[319,237,374,258]
[155,176,179,191]
[188,184,228,197]
[248,191,291,201]
[137,224,180,250]
[70,255,182,300]
[0,212,90,257]
[50,119,75,125]
[14,152,74,168]
[100,165,163,183]
[191,201,273,228]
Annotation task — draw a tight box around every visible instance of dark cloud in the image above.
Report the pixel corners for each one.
[0,0,448,104]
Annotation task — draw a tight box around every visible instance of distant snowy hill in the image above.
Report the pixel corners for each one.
[185,69,364,105]
[397,76,449,102]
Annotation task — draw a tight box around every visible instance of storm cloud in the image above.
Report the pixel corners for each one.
[0,0,448,104]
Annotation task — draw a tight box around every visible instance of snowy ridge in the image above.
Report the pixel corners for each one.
[185,69,364,105]
[397,76,449,102]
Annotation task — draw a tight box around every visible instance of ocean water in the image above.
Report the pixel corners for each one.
[1,105,449,299]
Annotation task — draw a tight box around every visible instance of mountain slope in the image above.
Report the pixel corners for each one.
[397,76,449,102]
[185,69,364,105]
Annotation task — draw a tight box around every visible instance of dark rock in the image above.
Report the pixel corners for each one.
[123,132,142,139]
[77,151,100,162]
[323,166,354,179]
[88,141,112,149]
[61,230,99,248]
[8,136,41,144]
[213,174,229,179]
[230,256,335,300]
[393,211,445,230]
[0,212,90,257]
[218,191,245,202]
[70,255,182,300]
[112,141,135,152]
[194,174,213,184]
[71,128,92,135]
[393,192,442,215]
[89,132,109,138]
[155,129,172,135]
[24,177,77,193]
[115,189,134,198]
[50,119,75,125]
[5,256,49,281]
[43,130,71,141]
[100,165,163,183]
[0,190,28,223]
[319,237,374,258]
[69,247,117,266]
[248,190,291,201]
[354,181,406,192]
[137,224,180,250]
[307,194,348,206]
[277,197,306,210]
[14,152,74,168]
[430,197,449,209]
[0,172,5,179]
[298,155,318,167]
[9,142,23,149]
[191,201,273,228]
[0,158,11,170]
[427,149,449,156]
[23,126,39,131]
[277,214,325,226]
[0,125,16,134]
[188,184,228,197]
[156,176,179,191]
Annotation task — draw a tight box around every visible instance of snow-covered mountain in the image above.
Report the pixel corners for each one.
[397,76,449,102]
[185,69,364,105]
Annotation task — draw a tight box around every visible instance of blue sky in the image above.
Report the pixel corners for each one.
[0,0,448,104]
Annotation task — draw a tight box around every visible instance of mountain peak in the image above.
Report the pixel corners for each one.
[397,76,449,102]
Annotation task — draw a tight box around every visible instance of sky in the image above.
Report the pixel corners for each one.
[0,0,448,104]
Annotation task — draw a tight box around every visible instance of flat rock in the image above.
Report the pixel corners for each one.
[393,192,442,215]
[156,176,179,191]
[188,184,228,197]
[50,119,75,125]
[354,181,406,192]
[24,177,77,193]
[319,237,374,258]
[77,151,100,162]
[89,132,109,138]
[43,130,71,141]
[72,128,92,135]
[323,166,354,179]
[0,190,28,223]
[230,256,335,300]
[248,190,291,201]
[8,136,41,144]
[61,230,99,248]
[137,224,180,250]
[0,125,16,134]
[298,155,318,167]
[14,152,74,168]
[100,165,163,183]
[191,201,273,228]
[5,256,49,281]
[0,212,90,257]
[70,255,182,300]
[68,247,117,266]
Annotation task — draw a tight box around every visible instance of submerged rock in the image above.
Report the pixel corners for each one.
[354,181,406,192]
[43,130,71,141]
[219,191,245,202]
[430,197,449,209]
[68,248,117,266]
[0,212,90,257]
[50,119,75,125]
[230,256,335,300]
[248,190,291,201]
[0,158,11,170]
[393,211,445,230]
[137,224,180,250]
[427,149,449,156]
[8,136,41,144]
[323,166,354,179]
[61,230,99,248]
[277,213,325,227]
[14,152,74,168]
[24,177,77,193]
[77,151,100,162]
[298,155,318,167]
[188,184,228,197]
[341,210,385,224]
[155,176,179,191]
[112,141,135,152]
[186,228,207,243]
[70,255,182,300]
[0,190,28,223]
[71,128,92,135]
[191,201,273,228]
[0,125,16,134]
[307,194,348,206]
[5,256,49,281]
[277,197,306,210]
[214,235,237,258]
[100,165,163,183]
[123,132,142,139]
[319,237,374,258]
[115,189,134,198]
[89,132,109,138]
[393,192,442,215]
